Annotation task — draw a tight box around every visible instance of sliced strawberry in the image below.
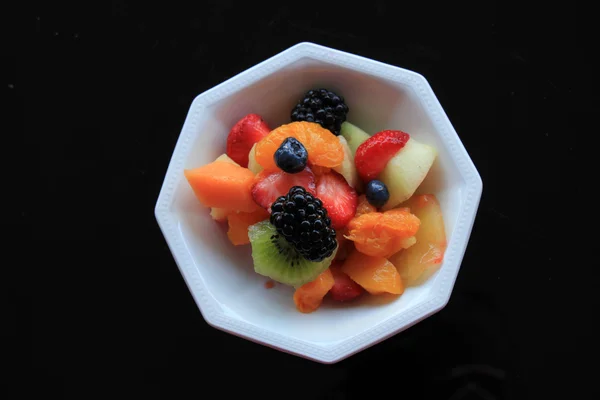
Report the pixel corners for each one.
[251,166,316,211]
[354,130,410,183]
[316,171,357,230]
[329,264,363,301]
[226,114,271,167]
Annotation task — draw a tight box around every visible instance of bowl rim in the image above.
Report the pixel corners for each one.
[155,42,483,364]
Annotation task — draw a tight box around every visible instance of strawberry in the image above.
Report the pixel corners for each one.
[316,171,358,230]
[226,114,271,167]
[251,166,316,211]
[329,264,363,301]
[354,130,410,183]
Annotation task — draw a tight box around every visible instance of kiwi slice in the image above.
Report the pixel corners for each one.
[248,221,336,287]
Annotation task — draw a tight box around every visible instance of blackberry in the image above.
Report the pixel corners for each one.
[291,88,349,135]
[270,186,337,262]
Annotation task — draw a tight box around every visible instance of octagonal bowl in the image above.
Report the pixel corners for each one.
[155,42,482,363]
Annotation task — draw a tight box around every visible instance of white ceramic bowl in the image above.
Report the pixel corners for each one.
[155,42,482,363]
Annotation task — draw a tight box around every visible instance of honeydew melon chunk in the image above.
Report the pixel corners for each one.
[379,137,437,211]
[332,136,361,191]
[340,122,370,156]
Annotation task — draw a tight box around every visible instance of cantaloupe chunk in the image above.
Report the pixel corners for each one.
[184,161,258,213]
[210,154,241,219]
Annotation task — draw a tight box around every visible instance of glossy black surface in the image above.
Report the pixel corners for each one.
[6,2,598,399]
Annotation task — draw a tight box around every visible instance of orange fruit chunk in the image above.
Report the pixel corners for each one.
[341,249,404,295]
[344,208,420,258]
[293,268,335,313]
[184,161,259,213]
[355,194,377,217]
[255,122,344,171]
[226,208,270,245]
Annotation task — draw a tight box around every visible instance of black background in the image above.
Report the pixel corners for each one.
[5,1,599,399]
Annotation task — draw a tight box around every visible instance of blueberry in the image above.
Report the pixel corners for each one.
[365,180,390,208]
[274,137,308,174]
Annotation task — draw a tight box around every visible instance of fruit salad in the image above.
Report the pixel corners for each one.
[184,88,448,313]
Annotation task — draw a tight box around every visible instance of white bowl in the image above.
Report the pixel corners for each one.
[155,42,482,363]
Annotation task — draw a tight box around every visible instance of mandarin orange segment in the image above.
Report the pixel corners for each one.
[341,249,404,295]
[226,208,270,245]
[184,161,259,213]
[293,268,335,313]
[344,208,420,258]
[355,194,377,217]
[255,122,344,171]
